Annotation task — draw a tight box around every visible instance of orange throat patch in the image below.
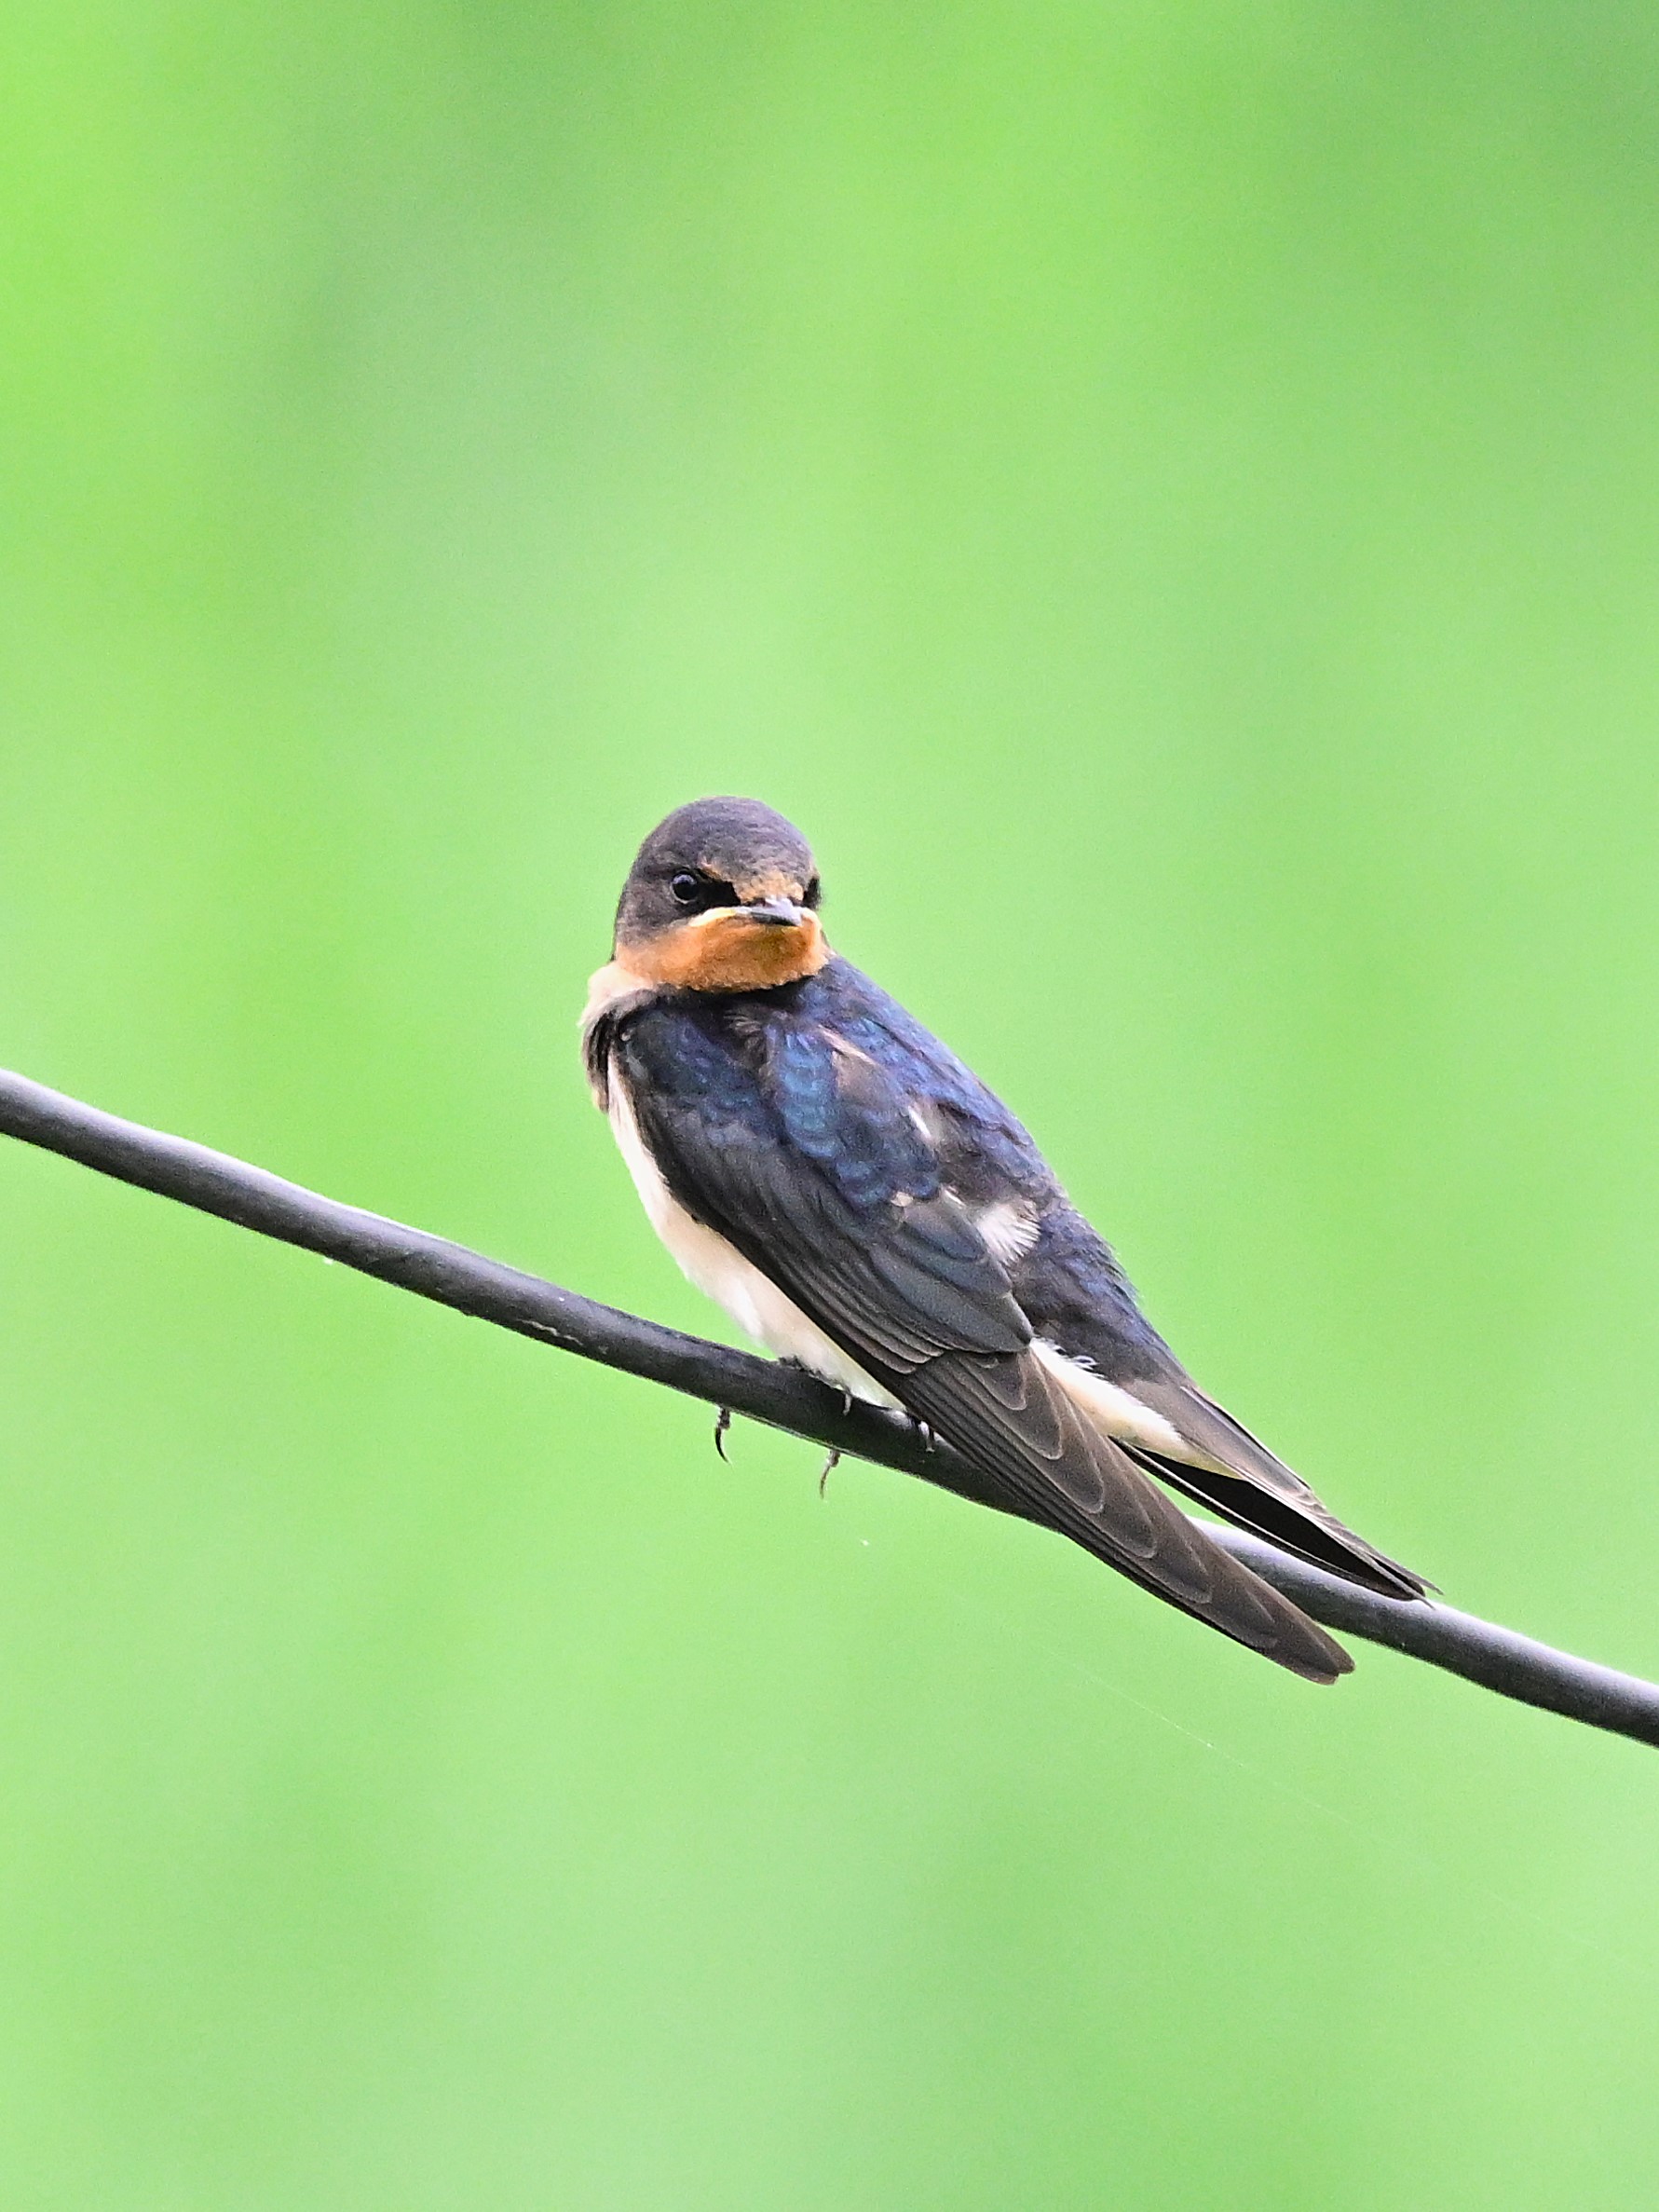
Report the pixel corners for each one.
[624,908,829,993]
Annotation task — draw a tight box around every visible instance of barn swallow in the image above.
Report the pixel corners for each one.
[583,798,1423,1682]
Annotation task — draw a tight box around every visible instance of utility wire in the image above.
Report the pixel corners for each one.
[2,1064,1654,1749]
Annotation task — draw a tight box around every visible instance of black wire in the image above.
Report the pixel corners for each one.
[2,1064,1654,1750]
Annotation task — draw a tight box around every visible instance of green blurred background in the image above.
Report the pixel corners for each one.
[3,4,1658,2205]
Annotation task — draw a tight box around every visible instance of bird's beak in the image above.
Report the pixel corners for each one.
[744,894,807,927]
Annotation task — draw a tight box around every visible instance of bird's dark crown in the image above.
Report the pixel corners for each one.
[613,798,827,993]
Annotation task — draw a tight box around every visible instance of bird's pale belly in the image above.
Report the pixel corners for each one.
[606,1074,902,1409]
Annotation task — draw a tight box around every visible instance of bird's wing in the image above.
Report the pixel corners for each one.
[619,1024,1352,1682]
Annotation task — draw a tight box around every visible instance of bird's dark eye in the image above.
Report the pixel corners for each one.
[667,868,739,912]
[803,874,822,909]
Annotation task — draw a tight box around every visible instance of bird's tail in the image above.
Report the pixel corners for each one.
[898,1349,1356,1684]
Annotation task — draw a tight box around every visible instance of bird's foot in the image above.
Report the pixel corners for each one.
[713,1406,733,1462]
[911,1417,937,1454]
[819,1446,841,1496]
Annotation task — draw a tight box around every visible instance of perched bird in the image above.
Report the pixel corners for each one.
[584,798,1423,1682]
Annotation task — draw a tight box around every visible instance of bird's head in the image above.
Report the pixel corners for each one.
[613,798,828,992]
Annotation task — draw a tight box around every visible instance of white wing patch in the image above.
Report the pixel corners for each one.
[606,1068,901,1410]
[971,1196,1040,1268]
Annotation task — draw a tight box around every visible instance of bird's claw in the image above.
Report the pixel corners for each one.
[714,1406,732,1462]
[819,1446,841,1496]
